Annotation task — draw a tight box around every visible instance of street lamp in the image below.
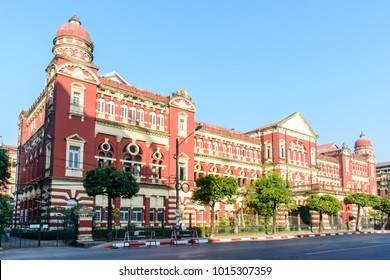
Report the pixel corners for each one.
[175,123,203,228]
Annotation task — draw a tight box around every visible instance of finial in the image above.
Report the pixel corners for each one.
[69,13,81,25]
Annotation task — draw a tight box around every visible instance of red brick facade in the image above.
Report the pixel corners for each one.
[15,16,377,229]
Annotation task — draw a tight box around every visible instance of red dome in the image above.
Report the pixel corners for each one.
[354,133,372,148]
[56,15,91,43]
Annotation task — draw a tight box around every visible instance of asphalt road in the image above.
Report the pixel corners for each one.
[1,233,390,260]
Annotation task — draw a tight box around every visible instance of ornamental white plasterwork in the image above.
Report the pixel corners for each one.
[57,63,99,84]
[170,97,196,112]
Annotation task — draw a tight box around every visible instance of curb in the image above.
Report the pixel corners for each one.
[100,230,390,249]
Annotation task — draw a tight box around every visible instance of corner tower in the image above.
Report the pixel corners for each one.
[44,15,99,207]
[53,14,94,63]
[354,133,373,157]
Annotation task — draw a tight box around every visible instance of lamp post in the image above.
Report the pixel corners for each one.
[175,123,202,228]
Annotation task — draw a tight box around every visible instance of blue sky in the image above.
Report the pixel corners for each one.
[0,0,389,162]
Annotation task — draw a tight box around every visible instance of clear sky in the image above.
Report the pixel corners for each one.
[0,0,389,162]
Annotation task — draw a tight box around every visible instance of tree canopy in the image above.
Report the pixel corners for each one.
[192,175,238,237]
[83,165,139,241]
[251,172,294,234]
[0,193,13,232]
[344,193,377,231]
[306,194,341,233]
[373,197,390,230]
[0,149,10,188]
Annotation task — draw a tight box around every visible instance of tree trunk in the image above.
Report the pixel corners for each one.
[272,202,277,234]
[107,195,113,242]
[381,213,389,231]
[210,202,215,237]
[319,212,323,233]
[356,206,361,232]
[240,207,246,228]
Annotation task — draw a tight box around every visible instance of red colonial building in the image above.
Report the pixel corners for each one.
[16,16,377,230]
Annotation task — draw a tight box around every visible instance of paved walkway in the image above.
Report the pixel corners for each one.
[93,230,390,249]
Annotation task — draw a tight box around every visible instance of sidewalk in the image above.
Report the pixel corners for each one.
[93,229,390,249]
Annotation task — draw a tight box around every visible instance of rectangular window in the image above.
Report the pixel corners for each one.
[179,118,185,130]
[138,110,144,122]
[72,92,81,105]
[158,115,164,127]
[150,114,156,125]
[121,106,127,119]
[108,103,115,116]
[199,211,203,222]
[132,208,143,222]
[97,100,104,113]
[68,146,80,168]
[149,209,155,222]
[130,108,136,120]
[179,162,187,181]
[94,207,102,222]
[267,146,271,159]
[120,208,129,221]
[280,145,285,158]
[157,209,164,222]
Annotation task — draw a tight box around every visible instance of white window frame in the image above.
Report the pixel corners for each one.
[132,208,143,222]
[97,99,105,113]
[120,208,130,222]
[121,105,128,119]
[150,112,156,126]
[130,107,136,121]
[107,101,115,116]
[94,207,102,222]
[158,114,164,127]
[65,135,86,177]
[68,146,80,169]
[69,83,85,118]
[138,109,144,122]
[178,112,188,137]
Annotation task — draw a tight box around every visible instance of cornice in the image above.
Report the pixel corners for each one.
[97,84,168,109]
[95,118,170,139]
[194,153,263,169]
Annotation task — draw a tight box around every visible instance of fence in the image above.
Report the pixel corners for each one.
[0,215,77,250]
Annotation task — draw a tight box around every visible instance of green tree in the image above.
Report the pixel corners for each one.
[0,148,10,188]
[344,193,376,232]
[373,197,390,230]
[305,194,342,233]
[0,194,13,232]
[252,172,294,234]
[192,175,238,237]
[83,165,140,241]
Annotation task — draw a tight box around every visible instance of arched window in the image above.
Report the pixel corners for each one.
[122,143,143,178]
[96,141,115,167]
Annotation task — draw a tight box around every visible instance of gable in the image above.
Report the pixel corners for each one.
[66,134,86,143]
[279,112,317,138]
[100,71,131,85]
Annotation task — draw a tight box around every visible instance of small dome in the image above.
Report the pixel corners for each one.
[55,15,91,43]
[354,132,372,148]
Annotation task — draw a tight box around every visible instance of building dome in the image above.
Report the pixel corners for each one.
[55,15,91,43]
[354,133,372,149]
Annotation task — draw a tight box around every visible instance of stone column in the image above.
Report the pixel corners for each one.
[74,206,94,243]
